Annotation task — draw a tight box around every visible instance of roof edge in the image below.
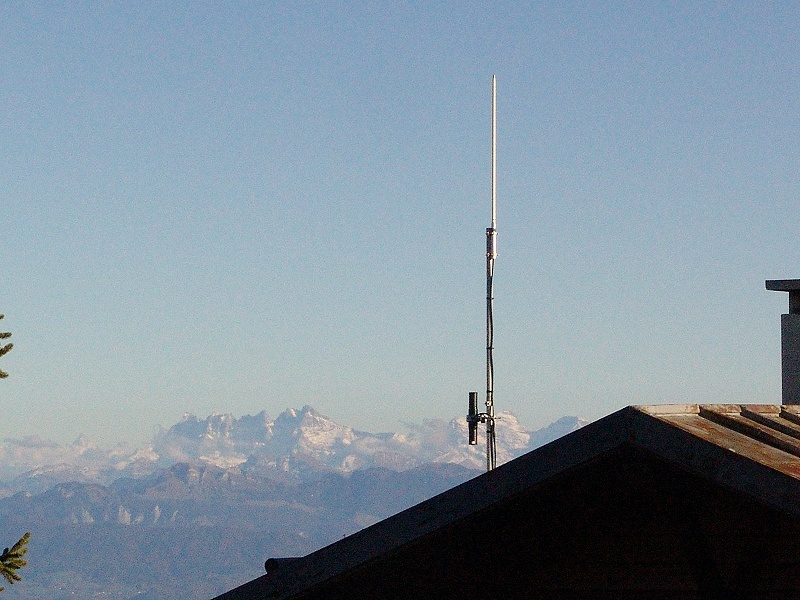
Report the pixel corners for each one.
[214,405,640,599]
[215,404,800,600]
[626,404,800,520]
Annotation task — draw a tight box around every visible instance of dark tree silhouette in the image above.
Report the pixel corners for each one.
[0,533,29,591]
[0,314,11,379]
[0,314,28,592]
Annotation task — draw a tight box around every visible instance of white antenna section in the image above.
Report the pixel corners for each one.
[468,76,498,472]
[492,74,497,230]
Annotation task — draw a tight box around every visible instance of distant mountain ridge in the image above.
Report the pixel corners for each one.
[0,407,588,599]
[0,406,588,494]
[0,461,476,600]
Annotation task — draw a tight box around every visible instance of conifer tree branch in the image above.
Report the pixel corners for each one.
[0,317,25,591]
[0,532,29,591]
[0,314,11,378]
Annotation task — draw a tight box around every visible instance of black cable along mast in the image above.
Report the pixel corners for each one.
[467,76,498,472]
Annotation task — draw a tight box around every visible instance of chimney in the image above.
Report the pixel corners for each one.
[766,279,800,404]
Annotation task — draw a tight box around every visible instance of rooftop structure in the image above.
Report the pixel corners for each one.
[767,279,800,404]
[214,403,800,599]
[766,279,800,314]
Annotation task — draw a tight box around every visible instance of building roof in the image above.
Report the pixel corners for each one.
[214,404,800,599]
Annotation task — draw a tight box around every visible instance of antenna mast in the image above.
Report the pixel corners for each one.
[467,76,498,472]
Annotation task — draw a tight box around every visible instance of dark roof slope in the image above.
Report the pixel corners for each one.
[214,404,800,600]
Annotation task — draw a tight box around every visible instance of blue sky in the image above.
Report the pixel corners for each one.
[2,1,798,445]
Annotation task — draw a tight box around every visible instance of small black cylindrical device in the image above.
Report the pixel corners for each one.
[468,391,479,445]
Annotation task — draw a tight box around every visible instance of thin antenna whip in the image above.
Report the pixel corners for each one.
[492,75,497,229]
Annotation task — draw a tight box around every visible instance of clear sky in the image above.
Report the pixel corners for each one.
[2,1,798,446]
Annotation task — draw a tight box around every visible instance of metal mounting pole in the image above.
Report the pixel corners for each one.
[485,76,498,472]
[466,76,498,472]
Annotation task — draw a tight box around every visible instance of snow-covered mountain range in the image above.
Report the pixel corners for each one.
[0,406,588,494]
[0,407,588,599]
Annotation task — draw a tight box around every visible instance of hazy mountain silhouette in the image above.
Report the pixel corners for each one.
[0,407,587,599]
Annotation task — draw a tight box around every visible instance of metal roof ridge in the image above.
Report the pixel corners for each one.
[633,404,699,415]
[740,406,800,441]
[698,405,800,460]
